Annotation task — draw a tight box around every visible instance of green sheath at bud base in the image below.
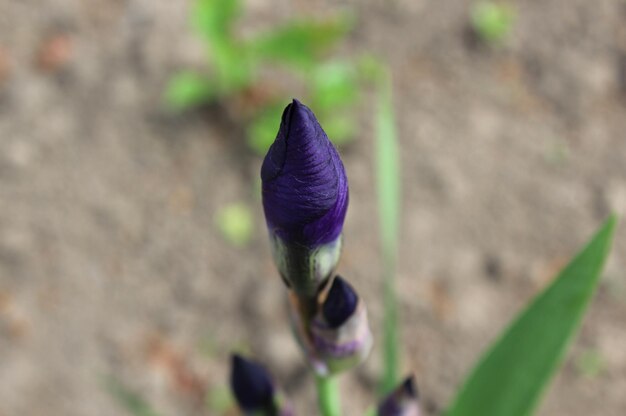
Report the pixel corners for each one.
[270,234,343,296]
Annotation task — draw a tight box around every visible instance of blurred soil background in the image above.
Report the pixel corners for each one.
[1,0,626,415]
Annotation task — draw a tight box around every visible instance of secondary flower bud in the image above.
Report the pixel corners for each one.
[261,99,348,295]
[309,276,372,375]
[378,376,420,416]
[322,274,358,328]
[230,354,293,416]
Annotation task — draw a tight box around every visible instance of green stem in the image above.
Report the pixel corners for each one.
[315,375,341,416]
[375,70,401,395]
[381,255,399,394]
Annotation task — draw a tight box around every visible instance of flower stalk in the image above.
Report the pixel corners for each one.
[260,99,371,413]
[315,374,342,416]
[232,99,373,415]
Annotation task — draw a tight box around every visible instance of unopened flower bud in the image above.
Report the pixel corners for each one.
[230,354,293,416]
[261,99,348,295]
[378,376,420,416]
[309,276,372,375]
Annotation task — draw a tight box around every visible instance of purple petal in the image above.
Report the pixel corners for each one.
[261,99,349,246]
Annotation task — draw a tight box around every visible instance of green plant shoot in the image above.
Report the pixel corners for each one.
[446,215,617,416]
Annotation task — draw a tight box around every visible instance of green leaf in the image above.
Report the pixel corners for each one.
[164,71,216,111]
[214,202,254,247]
[246,103,284,155]
[191,0,242,42]
[376,73,401,256]
[375,70,401,394]
[103,376,162,416]
[357,54,386,84]
[318,112,355,146]
[249,16,352,69]
[470,1,515,44]
[310,61,359,110]
[209,41,253,92]
[446,215,617,416]
[190,0,252,91]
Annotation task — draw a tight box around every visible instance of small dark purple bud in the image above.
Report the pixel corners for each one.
[378,375,420,416]
[323,276,358,328]
[230,354,275,412]
[261,99,349,247]
[400,377,418,399]
[301,276,372,375]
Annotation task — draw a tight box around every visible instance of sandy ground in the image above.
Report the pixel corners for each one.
[1,1,626,415]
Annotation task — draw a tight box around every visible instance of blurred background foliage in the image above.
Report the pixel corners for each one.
[2,0,626,415]
[165,0,368,156]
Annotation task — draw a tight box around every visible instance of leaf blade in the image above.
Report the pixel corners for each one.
[375,70,402,394]
[191,0,242,42]
[446,215,617,416]
[248,17,352,69]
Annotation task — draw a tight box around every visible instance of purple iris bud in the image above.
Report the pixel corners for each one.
[261,99,349,295]
[378,375,420,416]
[292,275,372,375]
[261,99,348,246]
[323,276,358,328]
[230,354,275,413]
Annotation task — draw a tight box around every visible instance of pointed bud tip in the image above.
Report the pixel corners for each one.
[230,354,274,411]
[378,375,420,416]
[284,98,315,139]
[323,276,358,328]
[402,375,418,399]
[261,98,349,246]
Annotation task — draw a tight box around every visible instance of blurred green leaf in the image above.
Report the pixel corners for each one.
[318,112,356,146]
[211,41,254,92]
[164,71,216,111]
[191,0,253,92]
[191,0,242,42]
[357,54,386,84]
[215,202,254,247]
[375,70,401,394]
[206,385,234,414]
[470,1,515,44]
[309,61,360,146]
[249,16,353,69]
[247,103,284,155]
[575,349,606,378]
[311,61,359,110]
[104,376,162,416]
[364,407,377,416]
[446,216,617,416]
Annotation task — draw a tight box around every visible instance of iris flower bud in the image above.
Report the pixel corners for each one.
[230,354,293,416]
[308,276,372,375]
[261,99,349,295]
[377,376,420,416]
